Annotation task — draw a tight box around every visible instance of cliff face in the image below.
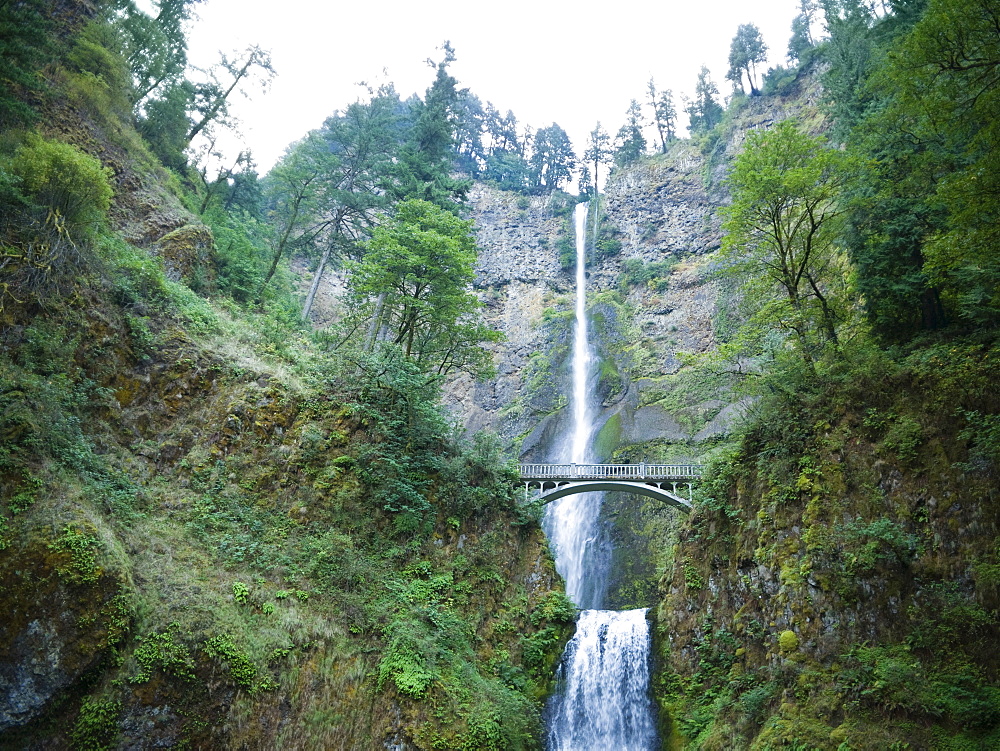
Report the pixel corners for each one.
[453,142,730,461]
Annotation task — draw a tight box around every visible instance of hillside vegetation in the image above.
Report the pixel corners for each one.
[645,1,1000,748]
[0,2,572,748]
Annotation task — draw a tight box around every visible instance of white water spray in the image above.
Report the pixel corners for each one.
[543,203,609,608]
[544,202,657,750]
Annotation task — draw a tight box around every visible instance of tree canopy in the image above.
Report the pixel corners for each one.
[727,23,768,95]
[685,66,724,134]
[720,121,852,367]
[346,199,501,379]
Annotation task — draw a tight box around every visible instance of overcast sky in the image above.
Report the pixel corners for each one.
[180,0,804,174]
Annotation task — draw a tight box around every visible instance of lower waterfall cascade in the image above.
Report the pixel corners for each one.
[543,202,658,750]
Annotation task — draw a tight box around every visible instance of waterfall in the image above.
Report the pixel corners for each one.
[544,202,658,750]
[543,202,610,608]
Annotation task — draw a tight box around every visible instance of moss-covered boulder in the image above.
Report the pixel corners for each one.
[152,224,214,283]
[0,508,133,731]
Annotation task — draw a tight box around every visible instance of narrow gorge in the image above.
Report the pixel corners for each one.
[2,2,1000,749]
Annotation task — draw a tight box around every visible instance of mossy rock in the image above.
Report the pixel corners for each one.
[152,224,214,284]
[778,629,799,652]
[0,511,134,731]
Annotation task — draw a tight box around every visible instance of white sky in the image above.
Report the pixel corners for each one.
[180,0,803,174]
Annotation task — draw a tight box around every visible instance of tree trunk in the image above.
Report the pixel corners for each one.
[365,291,387,351]
[302,244,332,322]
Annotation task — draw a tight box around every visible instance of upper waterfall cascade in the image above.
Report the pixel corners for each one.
[544,202,658,750]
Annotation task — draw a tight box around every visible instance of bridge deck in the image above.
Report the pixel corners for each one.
[518,463,702,482]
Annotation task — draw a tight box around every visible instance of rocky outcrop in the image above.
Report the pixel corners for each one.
[0,512,133,731]
[599,141,721,269]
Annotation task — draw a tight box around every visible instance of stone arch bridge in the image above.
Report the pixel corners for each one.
[518,463,703,512]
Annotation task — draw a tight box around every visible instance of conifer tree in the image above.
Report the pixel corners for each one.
[685,66,724,133]
[614,99,647,167]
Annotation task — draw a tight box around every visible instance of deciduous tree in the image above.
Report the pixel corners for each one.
[346,199,501,378]
[720,121,852,367]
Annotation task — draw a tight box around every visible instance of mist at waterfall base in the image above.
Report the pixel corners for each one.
[543,203,658,750]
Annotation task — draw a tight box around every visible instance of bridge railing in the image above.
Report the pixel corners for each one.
[518,463,703,481]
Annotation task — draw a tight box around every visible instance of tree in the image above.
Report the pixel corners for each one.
[110,0,205,107]
[583,122,611,193]
[300,90,398,318]
[529,123,575,192]
[685,66,724,134]
[186,44,275,144]
[647,78,677,153]
[482,151,533,192]
[788,0,819,63]
[614,99,646,167]
[453,90,487,176]
[257,87,399,312]
[822,0,948,338]
[389,42,470,209]
[484,103,521,155]
[720,121,852,368]
[346,199,501,379]
[578,165,594,198]
[883,0,1000,325]
[258,133,328,301]
[727,23,768,94]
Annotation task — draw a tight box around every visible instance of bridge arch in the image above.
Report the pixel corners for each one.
[529,481,692,512]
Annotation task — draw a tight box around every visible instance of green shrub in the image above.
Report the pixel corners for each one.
[202,634,263,690]
[619,257,675,291]
[48,524,103,584]
[840,517,920,574]
[131,623,196,683]
[71,697,121,751]
[778,629,799,652]
[232,581,250,604]
[9,134,113,239]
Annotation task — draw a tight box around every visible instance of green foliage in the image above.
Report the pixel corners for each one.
[583,121,612,191]
[613,99,646,167]
[778,629,799,652]
[0,0,54,127]
[388,44,470,208]
[232,580,250,604]
[67,20,132,115]
[346,199,501,379]
[203,634,266,691]
[7,134,114,240]
[761,64,798,96]
[619,257,675,291]
[377,618,443,698]
[529,123,576,192]
[719,120,853,368]
[957,409,1000,473]
[839,517,920,574]
[685,65,724,134]
[727,23,768,94]
[48,524,103,584]
[842,643,1000,727]
[131,623,196,683]
[71,697,121,751]
[886,0,1000,326]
